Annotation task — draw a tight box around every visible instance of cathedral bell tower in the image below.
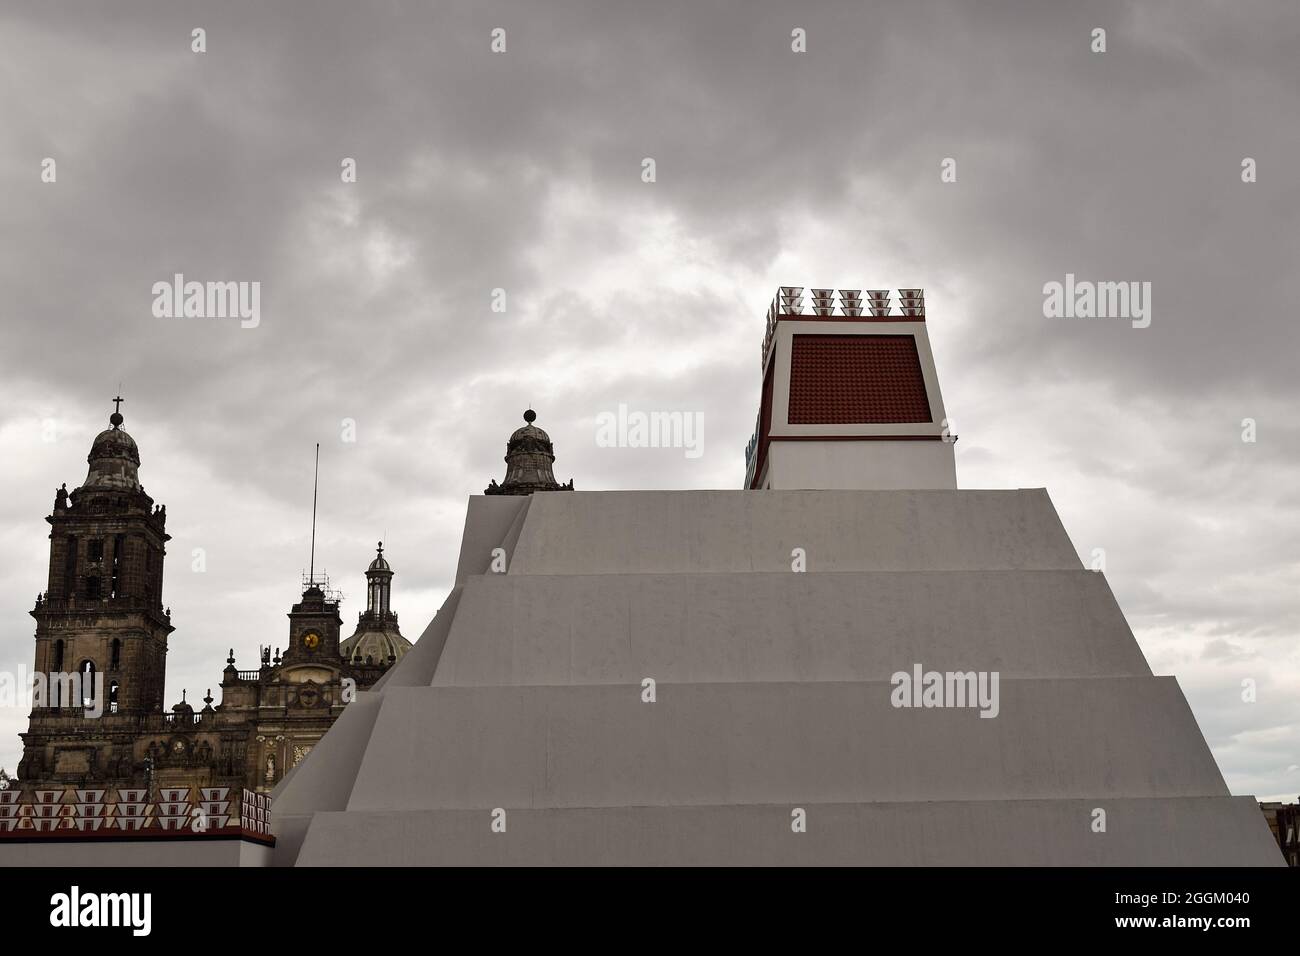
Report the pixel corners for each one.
[280,444,342,669]
[19,399,174,784]
[280,579,343,667]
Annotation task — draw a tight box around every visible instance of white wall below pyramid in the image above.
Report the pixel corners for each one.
[761,439,957,490]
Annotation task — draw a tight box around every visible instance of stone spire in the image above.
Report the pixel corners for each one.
[484,409,574,496]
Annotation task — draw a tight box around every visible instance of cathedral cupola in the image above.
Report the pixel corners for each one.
[340,542,412,667]
[484,409,575,496]
[81,396,143,492]
[365,541,393,615]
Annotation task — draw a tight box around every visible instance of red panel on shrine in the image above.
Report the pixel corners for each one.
[788,334,932,424]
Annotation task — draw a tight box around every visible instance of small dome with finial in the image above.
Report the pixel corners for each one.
[485,408,575,496]
[368,541,391,572]
[171,688,194,718]
[82,396,142,492]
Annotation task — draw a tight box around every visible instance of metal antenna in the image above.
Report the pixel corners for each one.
[309,443,320,583]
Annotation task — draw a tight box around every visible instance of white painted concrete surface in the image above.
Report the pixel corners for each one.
[270,489,1282,866]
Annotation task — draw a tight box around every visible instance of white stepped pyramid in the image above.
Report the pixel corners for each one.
[270,288,1280,866]
[270,489,1279,865]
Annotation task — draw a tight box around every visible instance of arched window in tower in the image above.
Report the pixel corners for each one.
[51,640,65,707]
[109,680,120,714]
[85,576,102,600]
[110,534,125,597]
[63,535,78,598]
[79,660,97,708]
[110,638,121,670]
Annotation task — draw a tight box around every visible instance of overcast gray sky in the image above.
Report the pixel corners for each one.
[0,0,1296,798]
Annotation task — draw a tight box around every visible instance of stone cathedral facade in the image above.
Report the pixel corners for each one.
[14,402,411,799]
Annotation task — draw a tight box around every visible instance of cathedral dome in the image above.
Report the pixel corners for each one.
[341,542,411,667]
[340,628,409,665]
[81,402,142,492]
[509,410,552,446]
[484,409,575,496]
[88,426,139,463]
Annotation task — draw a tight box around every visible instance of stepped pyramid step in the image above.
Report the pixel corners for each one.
[434,570,1150,686]
[293,798,1277,867]
[341,678,1226,811]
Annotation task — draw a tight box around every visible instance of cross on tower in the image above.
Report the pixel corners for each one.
[112,395,124,415]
